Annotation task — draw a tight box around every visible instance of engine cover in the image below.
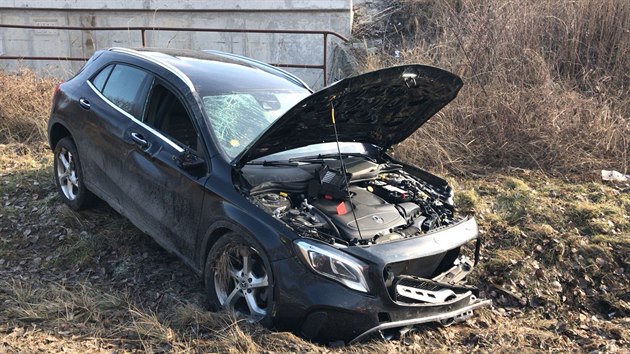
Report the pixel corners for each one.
[311,187,407,242]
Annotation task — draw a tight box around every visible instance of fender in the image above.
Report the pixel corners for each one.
[196,201,298,275]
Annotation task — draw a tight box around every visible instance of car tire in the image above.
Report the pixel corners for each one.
[204,232,274,327]
[53,137,97,210]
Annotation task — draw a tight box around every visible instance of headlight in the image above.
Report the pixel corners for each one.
[447,187,455,206]
[294,240,370,293]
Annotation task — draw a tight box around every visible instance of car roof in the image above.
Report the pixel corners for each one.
[108,47,311,92]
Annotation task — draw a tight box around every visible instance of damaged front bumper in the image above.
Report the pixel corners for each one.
[272,256,492,343]
[350,292,492,343]
[271,216,491,343]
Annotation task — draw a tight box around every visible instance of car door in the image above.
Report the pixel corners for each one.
[121,78,207,263]
[79,63,152,209]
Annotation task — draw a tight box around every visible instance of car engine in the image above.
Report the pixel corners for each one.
[244,158,458,246]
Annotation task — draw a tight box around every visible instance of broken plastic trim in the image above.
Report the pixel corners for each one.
[348,296,492,344]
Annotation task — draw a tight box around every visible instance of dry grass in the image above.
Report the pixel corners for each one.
[3,280,122,328]
[355,0,630,177]
[0,128,628,352]
[0,69,57,144]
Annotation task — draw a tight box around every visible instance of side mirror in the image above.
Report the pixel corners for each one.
[174,149,205,171]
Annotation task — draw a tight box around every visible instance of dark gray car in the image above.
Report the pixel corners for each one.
[48,47,490,343]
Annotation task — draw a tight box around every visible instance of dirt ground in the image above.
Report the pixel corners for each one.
[0,143,627,353]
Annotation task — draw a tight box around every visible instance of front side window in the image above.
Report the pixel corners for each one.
[97,64,151,118]
[203,91,307,159]
[145,84,199,151]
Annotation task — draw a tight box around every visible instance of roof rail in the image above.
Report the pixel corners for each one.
[109,47,197,92]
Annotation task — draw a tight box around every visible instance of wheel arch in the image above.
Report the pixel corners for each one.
[49,122,73,150]
[199,224,233,276]
[198,211,295,277]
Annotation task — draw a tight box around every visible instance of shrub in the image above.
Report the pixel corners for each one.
[355,0,630,177]
[0,69,56,144]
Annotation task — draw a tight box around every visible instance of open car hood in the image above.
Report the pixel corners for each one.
[235,65,463,165]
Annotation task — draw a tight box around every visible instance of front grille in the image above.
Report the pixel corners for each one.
[396,277,443,291]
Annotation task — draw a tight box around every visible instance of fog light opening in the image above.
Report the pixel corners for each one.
[378,312,391,323]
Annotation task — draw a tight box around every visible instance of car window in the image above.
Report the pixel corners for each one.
[90,64,114,92]
[100,64,152,118]
[145,83,199,151]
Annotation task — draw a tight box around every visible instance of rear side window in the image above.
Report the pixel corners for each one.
[91,65,113,92]
[98,64,152,118]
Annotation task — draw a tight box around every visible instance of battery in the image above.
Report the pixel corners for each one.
[370,183,412,203]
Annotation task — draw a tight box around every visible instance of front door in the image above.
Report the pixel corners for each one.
[121,79,207,262]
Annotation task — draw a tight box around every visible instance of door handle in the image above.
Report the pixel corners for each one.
[79,98,91,110]
[130,132,150,149]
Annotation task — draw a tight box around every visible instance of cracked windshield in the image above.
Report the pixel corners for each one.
[203,91,308,159]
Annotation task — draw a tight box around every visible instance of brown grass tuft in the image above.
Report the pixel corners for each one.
[0,68,57,144]
[2,279,122,329]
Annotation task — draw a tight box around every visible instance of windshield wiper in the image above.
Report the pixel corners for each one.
[247,153,376,166]
[246,160,299,167]
[289,153,376,163]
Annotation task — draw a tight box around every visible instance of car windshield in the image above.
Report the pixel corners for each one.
[203,90,308,159]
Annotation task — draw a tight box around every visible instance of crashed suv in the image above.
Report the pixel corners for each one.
[48,47,490,343]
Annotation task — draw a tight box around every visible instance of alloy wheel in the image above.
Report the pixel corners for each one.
[56,147,79,201]
[214,244,270,321]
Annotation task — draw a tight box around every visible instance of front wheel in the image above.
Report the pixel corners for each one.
[204,232,274,326]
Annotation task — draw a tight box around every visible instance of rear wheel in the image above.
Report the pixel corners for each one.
[53,137,96,210]
[204,232,273,325]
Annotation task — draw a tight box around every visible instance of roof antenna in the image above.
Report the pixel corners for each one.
[330,99,363,241]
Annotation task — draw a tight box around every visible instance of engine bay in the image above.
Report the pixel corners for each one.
[240,156,461,246]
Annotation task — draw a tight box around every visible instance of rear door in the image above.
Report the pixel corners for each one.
[80,63,152,209]
[120,78,208,262]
